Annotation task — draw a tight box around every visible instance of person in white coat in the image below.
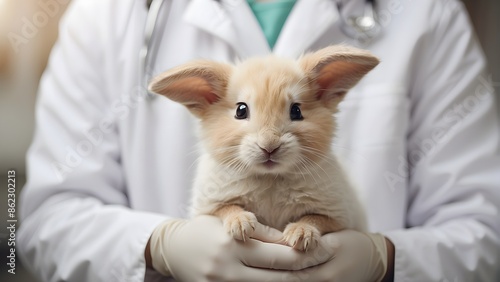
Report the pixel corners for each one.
[18,0,500,281]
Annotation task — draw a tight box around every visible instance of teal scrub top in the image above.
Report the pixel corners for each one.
[247,0,297,49]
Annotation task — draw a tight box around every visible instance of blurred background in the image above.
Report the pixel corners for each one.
[1,1,70,280]
[0,0,498,281]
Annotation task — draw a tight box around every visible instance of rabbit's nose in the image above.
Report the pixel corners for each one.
[258,129,281,157]
[259,145,281,157]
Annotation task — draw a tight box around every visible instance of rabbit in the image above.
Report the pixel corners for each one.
[148,45,379,251]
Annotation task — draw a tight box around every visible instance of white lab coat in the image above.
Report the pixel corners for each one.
[18,0,500,281]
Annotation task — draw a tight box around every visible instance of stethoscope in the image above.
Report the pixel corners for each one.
[141,0,381,97]
[339,0,381,41]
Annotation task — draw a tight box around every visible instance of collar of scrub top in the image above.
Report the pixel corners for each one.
[142,0,377,58]
[182,0,346,58]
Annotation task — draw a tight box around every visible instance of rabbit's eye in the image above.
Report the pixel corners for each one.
[290,103,303,121]
[235,103,248,119]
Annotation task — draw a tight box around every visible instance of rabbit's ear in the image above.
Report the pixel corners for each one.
[299,45,379,106]
[148,60,233,117]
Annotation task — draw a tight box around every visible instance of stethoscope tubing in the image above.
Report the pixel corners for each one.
[141,0,166,98]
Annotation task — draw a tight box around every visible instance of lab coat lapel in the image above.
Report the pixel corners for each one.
[183,0,270,59]
[273,0,340,58]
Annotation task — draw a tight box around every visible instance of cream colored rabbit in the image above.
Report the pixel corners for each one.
[149,45,379,251]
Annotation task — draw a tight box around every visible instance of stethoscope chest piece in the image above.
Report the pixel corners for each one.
[341,0,381,43]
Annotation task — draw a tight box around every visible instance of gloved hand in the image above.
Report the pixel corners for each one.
[148,215,332,281]
[282,230,389,282]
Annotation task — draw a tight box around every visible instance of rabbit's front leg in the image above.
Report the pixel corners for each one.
[283,214,344,252]
[213,204,258,242]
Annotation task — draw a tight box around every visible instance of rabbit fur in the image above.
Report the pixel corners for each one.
[149,45,379,251]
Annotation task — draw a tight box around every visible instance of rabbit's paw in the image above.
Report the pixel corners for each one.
[283,222,321,252]
[223,211,257,241]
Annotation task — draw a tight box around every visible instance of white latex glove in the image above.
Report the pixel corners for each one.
[149,215,332,281]
[281,230,389,282]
